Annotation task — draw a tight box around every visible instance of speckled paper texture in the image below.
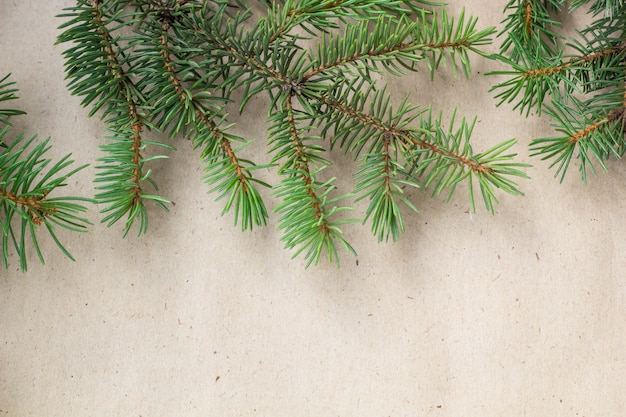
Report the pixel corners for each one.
[1,1,625,416]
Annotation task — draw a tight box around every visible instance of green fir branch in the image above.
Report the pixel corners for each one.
[303,9,495,81]
[498,0,566,60]
[354,133,419,243]
[490,39,626,115]
[407,111,529,214]
[492,0,626,183]
[530,91,626,183]
[269,93,356,267]
[58,0,172,236]
[315,87,528,216]
[194,115,270,231]
[0,127,91,271]
[327,95,526,203]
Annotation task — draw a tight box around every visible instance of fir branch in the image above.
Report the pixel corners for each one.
[269,93,355,267]
[131,17,270,229]
[530,91,626,182]
[498,0,566,60]
[58,0,172,236]
[277,95,328,222]
[194,113,270,231]
[407,112,528,214]
[490,41,626,114]
[0,128,91,271]
[315,89,528,214]
[354,132,419,242]
[303,9,496,81]
[95,100,173,236]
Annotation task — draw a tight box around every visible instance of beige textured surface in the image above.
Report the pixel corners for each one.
[2,1,626,416]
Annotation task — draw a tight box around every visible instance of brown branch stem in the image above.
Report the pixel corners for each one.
[317,95,493,174]
[568,107,626,143]
[524,0,532,36]
[92,0,144,204]
[303,38,471,81]
[285,96,328,230]
[159,22,247,191]
[0,188,55,225]
[523,44,626,78]
[382,132,392,194]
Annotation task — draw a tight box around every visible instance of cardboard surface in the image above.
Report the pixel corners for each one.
[2,1,625,415]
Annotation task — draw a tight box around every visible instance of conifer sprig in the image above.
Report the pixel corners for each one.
[491,0,626,183]
[57,0,528,266]
[0,131,91,270]
[269,93,356,267]
[130,17,270,230]
[302,8,496,81]
[315,86,529,216]
[491,40,626,115]
[58,0,173,236]
[530,90,626,183]
[498,0,565,60]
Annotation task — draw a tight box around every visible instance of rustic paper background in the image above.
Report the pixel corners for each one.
[2,1,625,416]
